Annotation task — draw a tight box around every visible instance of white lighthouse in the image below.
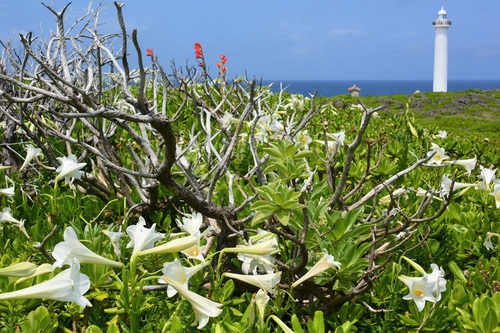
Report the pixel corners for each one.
[433,7,452,92]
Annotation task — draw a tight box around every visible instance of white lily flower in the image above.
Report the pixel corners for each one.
[0,259,92,308]
[327,131,346,147]
[238,253,276,275]
[269,119,285,133]
[255,288,270,323]
[161,276,222,329]
[224,272,281,293]
[379,187,409,205]
[225,239,279,256]
[0,186,14,198]
[489,184,500,209]
[221,112,237,128]
[238,230,277,274]
[452,157,477,176]
[137,235,198,257]
[0,262,37,277]
[317,132,345,157]
[427,143,449,165]
[52,227,123,269]
[436,130,447,139]
[126,216,164,257]
[0,207,30,238]
[158,258,207,297]
[483,232,498,251]
[0,207,20,224]
[177,212,203,238]
[440,174,475,197]
[55,154,87,184]
[15,263,54,285]
[253,129,268,144]
[398,263,447,311]
[292,253,341,288]
[297,130,313,150]
[19,144,43,172]
[102,229,124,257]
[425,264,447,301]
[479,166,497,189]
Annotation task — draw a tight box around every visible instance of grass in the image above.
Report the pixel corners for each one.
[319,89,500,145]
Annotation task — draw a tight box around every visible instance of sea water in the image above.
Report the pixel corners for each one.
[261,80,500,97]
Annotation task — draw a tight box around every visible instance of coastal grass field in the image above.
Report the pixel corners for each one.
[320,89,500,145]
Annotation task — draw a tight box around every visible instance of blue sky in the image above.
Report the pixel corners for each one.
[1,1,499,80]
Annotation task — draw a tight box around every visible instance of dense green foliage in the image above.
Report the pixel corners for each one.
[0,3,499,332]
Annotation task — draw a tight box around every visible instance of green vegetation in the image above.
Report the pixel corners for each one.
[1,2,499,332]
[319,89,500,144]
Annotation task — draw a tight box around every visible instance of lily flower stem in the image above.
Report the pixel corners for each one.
[51,178,60,217]
[214,249,226,284]
[125,254,141,331]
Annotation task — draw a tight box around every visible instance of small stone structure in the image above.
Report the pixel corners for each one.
[348,84,361,97]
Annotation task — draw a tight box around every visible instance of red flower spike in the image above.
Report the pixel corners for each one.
[146,48,153,57]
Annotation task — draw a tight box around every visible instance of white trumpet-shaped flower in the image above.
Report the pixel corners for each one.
[221,112,238,128]
[238,231,277,274]
[379,187,410,205]
[161,276,223,329]
[177,212,203,238]
[0,186,14,198]
[297,130,312,150]
[55,154,87,184]
[224,272,281,294]
[427,143,449,165]
[436,130,447,139]
[238,253,276,275]
[0,207,30,238]
[483,232,498,251]
[15,263,53,285]
[490,184,500,209]
[479,166,497,189]
[19,144,43,172]
[225,239,279,256]
[176,212,207,261]
[126,216,164,257]
[0,259,92,308]
[327,131,346,147]
[52,226,123,269]
[0,262,37,277]
[255,288,270,324]
[440,174,475,197]
[452,157,477,176]
[158,258,207,297]
[102,229,124,257]
[398,263,447,312]
[292,253,341,288]
[137,235,198,257]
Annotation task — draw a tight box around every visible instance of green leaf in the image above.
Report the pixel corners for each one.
[408,121,419,138]
[312,311,325,333]
[20,306,59,333]
[276,210,290,226]
[291,314,305,333]
[251,200,278,213]
[220,279,235,302]
[482,308,499,333]
[106,323,121,333]
[448,261,467,283]
[251,211,275,226]
[86,326,104,333]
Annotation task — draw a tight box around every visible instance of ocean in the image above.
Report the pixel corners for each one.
[261,80,500,97]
